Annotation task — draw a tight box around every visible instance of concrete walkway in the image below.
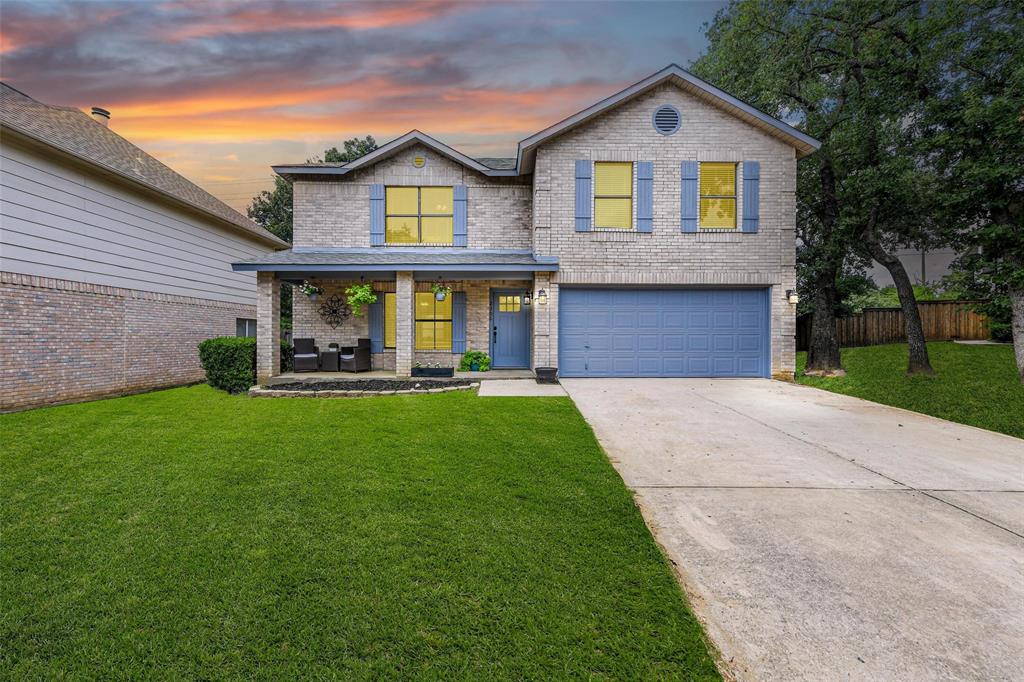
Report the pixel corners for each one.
[561,378,1024,682]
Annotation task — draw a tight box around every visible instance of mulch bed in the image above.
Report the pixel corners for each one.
[266,379,473,392]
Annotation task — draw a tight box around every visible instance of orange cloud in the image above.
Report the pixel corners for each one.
[162,1,461,42]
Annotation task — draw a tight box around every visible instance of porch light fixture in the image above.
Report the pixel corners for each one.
[536,289,548,305]
[786,289,799,305]
[523,292,532,306]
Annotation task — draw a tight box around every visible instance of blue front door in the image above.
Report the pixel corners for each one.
[491,290,530,368]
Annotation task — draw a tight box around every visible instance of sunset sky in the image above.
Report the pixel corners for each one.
[0,0,726,211]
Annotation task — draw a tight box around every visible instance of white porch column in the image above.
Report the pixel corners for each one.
[256,271,280,384]
[395,271,414,377]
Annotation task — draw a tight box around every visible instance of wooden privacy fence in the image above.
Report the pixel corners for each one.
[796,300,989,351]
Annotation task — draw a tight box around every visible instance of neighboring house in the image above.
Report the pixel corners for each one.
[0,83,287,410]
[867,247,959,287]
[234,64,820,382]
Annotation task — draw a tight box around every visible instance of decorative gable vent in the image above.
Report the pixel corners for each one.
[653,105,681,135]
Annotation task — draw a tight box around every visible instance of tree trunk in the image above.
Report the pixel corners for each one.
[864,238,934,374]
[1011,286,1024,384]
[805,269,844,375]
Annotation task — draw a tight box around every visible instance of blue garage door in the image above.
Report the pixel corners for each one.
[559,289,770,377]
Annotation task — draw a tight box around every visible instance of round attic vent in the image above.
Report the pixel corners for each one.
[652,105,681,135]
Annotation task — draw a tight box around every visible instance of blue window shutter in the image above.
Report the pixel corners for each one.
[681,161,698,233]
[451,291,467,353]
[370,184,385,245]
[453,185,468,246]
[574,160,592,232]
[368,297,384,352]
[637,161,653,233]
[742,161,760,233]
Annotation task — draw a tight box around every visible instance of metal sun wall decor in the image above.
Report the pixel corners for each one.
[317,295,352,329]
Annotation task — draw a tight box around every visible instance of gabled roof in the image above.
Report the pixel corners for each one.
[516,64,821,172]
[272,64,821,181]
[273,130,519,181]
[0,83,287,249]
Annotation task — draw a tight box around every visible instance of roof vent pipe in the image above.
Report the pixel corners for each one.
[90,107,110,127]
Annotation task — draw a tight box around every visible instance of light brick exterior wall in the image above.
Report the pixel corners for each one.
[532,84,798,376]
[1,272,254,410]
[293,144,532,250]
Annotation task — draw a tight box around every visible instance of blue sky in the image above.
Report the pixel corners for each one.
[0,0,727,208]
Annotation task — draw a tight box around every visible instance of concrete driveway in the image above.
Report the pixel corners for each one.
[561,378,1024,682]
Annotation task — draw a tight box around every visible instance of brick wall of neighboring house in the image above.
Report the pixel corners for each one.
[292,277,534,370]
[0,272,255,411]
[292,143,532,250]
[532,83,798,377]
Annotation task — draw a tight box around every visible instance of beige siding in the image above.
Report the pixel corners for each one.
[0,138,269,305]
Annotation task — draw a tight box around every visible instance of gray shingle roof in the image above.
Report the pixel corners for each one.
[232,248,558,272]
[474,157,516,170]
[0,83,287,248]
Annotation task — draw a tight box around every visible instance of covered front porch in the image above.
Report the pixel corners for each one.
[233,249,559,383]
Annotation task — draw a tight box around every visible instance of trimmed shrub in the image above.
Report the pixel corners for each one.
[198,337,256,393]
[281,340,294,372]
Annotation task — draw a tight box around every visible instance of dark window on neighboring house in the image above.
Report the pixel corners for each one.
[236,318,257,338]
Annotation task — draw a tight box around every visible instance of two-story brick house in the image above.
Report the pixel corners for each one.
[234,65,820,382]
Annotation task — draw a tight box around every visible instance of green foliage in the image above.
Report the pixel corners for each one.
[846,283,954,314]
[458,349,491,371]
[280,340,294,372]
[344,283,377,316]
[197,337,256,393]
[942,269,1014,342]
[247,175,293,243]
[323,135,377,163]
[0,386,719,679]
[797,343,1024,438]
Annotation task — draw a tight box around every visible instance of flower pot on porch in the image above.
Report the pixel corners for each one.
[411,367,454,378]
[535,367,558,384]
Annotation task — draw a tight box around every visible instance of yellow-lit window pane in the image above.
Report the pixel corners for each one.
[595,198,632,229]
[384,293,396,348]
[434,322,452,350]
[415,292,435,319]
[700,198,737,229]
[434,295,452,319]
[386,186,418,215]
[594,162,633,196]
[700,163,736,197]
[420,187,453,215]
[420,216,453,243]
[386,216,418,243]
[415,321,435,350]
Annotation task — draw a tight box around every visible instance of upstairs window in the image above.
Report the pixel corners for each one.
[699,162,737,229]
[385,186,453,244]
[594,162,633,229]
[415,292,452,351]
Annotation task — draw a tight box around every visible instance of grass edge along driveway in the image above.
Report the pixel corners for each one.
[1,385,721,680]
[797,341,1023,439]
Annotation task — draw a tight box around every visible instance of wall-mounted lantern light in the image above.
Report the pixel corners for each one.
[786,289,799,305]
[523,292,532,306]
[536,289,549,305]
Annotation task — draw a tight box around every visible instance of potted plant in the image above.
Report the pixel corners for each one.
[298,280,323,301]
[458,349,491,372]
[411,361,454,378]
[344,283,377,316]
[430,282,453,301]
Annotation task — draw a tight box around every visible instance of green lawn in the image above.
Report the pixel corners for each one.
[0,386,719,680]
[797,342,1024,439]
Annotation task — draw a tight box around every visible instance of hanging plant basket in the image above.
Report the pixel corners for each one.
[430,282,452,301]
[298,280,323,301]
